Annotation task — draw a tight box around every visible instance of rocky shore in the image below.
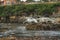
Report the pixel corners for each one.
[0,36,60,40]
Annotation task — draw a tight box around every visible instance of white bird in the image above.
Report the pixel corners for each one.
[24,17,38,24]
[20,0,27,2]
[37,17,56,23]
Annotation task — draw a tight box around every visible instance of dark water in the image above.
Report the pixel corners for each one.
[0,23,60,37]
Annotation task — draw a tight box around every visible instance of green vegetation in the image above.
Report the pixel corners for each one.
[0,3,60,17]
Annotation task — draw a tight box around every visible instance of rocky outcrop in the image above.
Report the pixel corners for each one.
[26,23,60,30]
